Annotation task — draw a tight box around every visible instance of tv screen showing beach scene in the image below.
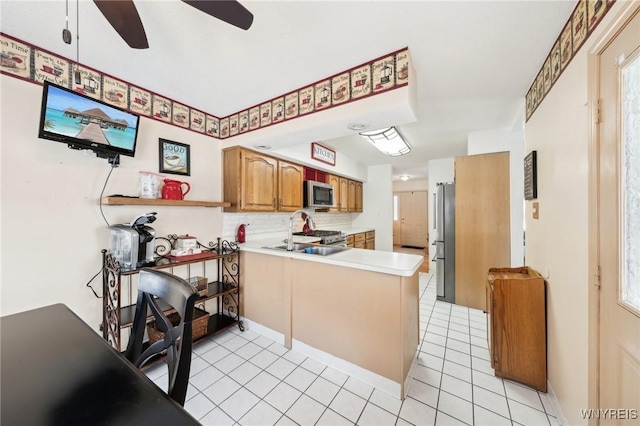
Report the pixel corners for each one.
[39,81,140,156]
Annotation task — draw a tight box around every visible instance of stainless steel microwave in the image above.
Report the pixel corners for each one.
[304,180,335,208]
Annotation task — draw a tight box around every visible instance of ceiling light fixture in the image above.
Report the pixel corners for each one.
[348,123,367,131]
[254,145,271,150]
[359,126,411,156]
[400,175,410,181]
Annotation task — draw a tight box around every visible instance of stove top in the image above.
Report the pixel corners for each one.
[293,230,341,237]
[292,229,346,244]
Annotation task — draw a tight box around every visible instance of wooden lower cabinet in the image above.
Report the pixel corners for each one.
[365,231,375,250]
[347,231,375,250]
[487,267,547,392]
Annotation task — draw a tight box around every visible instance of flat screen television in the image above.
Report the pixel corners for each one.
[38,81,140,160]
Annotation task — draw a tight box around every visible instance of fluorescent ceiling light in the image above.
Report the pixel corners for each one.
[359,126,411,156]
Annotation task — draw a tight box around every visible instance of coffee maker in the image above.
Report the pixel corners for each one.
[109,212,157,271]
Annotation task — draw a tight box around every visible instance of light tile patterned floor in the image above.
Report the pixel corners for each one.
[145,273,559,425]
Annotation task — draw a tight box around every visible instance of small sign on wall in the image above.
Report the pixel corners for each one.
[524,150,537,200]
[311,142,335,166]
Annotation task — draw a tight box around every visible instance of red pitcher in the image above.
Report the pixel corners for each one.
[161,179,190,200]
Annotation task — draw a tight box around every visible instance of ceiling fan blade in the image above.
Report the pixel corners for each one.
[182,0,253,30]
[93,0,149,49]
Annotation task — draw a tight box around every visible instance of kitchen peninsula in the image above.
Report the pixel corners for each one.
[240,236,422,399]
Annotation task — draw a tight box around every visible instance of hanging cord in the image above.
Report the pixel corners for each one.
[99,162,116,227]
[85,267,102,298]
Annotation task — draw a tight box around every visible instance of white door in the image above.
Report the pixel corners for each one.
[596,9,640,420]
[400,191,428,248]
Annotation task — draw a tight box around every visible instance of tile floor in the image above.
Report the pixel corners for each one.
[145,273,560,425]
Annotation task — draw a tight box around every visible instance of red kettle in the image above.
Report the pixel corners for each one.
[161,179,190,200]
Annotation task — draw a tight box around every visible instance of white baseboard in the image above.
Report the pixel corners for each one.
[547,381,568,425]
[292,339,403,399]
[241,318,285,346]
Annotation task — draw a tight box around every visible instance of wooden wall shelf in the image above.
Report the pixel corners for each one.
[102,196,230,208]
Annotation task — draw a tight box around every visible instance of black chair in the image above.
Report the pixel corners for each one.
[124,268,199,406]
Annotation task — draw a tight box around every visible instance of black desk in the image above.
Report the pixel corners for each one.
[1,304,200,426]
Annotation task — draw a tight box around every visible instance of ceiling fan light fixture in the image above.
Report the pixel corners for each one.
[359,126,411,156]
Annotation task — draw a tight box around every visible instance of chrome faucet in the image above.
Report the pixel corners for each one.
[287,209,315,251]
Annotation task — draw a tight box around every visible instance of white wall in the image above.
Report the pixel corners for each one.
[467,127,525,266]
[523,2,629,423]
[0,76,225,329]
[353,164,394,251]
[427,158,455,262]
[393,178,428,192]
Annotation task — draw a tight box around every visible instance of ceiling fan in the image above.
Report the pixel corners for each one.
[93,0,253,49]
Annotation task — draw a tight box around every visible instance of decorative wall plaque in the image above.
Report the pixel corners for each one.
[372,55,395,92]
[314,80,331,110]
[331,72,350,105]
[152,94,172,122]
[129,86,151,116]
[299,86,314,115]
[249,106,260,130]
[272,97,285,123]
[572,0,588,51]
[229,113,239,136]
[395,50,410,83]
[102,75,128,108]
[350,64,371,99]
[205,115,219,137]
[71,65,101,100]
[33,49,69,87]
[190,109,205,133]
[219,117,229,138]
[524,150,538,200]
[172,102,190,128]
[559,22,573,70]
[238,110,249,133]
[284,91,299,119]
[0,35,31,79]
[260,101,272,127]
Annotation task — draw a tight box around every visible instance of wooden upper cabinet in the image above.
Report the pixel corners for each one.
[339,177,349,212]
[278,161,303,212]
[327,174,341,212]
[348,180,357,211]
[223,147,278,212]
[355,181,363,212]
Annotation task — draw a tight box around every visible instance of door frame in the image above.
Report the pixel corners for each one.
[587,1,640,419]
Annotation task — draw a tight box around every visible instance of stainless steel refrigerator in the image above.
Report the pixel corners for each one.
[435,182,455,303]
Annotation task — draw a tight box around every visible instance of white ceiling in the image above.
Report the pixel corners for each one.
[1,0,575,180]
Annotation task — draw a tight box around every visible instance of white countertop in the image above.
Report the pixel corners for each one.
[239,235,423,277]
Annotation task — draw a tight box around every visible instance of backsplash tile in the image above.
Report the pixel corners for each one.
[223,212,355,241]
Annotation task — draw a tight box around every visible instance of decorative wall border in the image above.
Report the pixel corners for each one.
[0,32,410,140]
[525,0,615,121]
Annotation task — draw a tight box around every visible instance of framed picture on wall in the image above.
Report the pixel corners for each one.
[159,138,190,176]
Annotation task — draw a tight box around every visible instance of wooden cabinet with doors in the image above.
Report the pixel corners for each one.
[329,175,363,213]
[327,174,341,212]
[277,160,304,212]
[487,267,546,392]
[347,231,375,250]
[355,181,363,212]
[348,180,357,211]
[338,177,349,212]
[223,146,302,212]
[365,231,375,249]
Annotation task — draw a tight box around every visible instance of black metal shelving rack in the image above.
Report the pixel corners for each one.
[102,238,243,351]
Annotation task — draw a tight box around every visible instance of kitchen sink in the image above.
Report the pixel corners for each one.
[299,246,349,256]
[263,243,349,256]
[266,243,312,251]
